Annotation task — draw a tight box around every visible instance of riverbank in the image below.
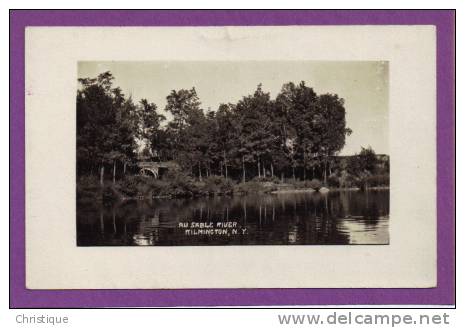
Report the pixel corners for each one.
[77,173,389,203]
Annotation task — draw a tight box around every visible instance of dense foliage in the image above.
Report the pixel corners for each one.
[77,72,356,184]
[77,72,389,200]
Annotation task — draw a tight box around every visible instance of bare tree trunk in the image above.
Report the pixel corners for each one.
[223,150,228,179]
[303,152,307,181]
[123,162,127,175]
[100,163,104,187]
[220,162,223,177]
[99,209,104,234]
[292,166,296,180]
[198,162,202,181]
[325,194,329,213]
[281,172,284,183]
[257,158,261,178]
[113,160,116,184]
[242,156,246,183]
[323,159,327,184]
[112,207,116,233]
[262,163,266,178]
[271,163,274,177]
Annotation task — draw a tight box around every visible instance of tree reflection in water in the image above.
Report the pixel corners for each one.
[77,190,389,246]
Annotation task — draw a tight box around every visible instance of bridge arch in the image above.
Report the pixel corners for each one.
[139,168,158,178]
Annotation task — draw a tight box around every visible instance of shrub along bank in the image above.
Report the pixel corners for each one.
[77,170,388,203]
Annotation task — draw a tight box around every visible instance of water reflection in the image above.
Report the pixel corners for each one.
[77,190,389,246]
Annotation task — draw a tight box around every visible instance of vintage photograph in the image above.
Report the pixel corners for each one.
[76,61,389,246]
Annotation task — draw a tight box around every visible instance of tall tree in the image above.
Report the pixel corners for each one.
[165,87,201,133]
[214,103,238,179]
[77,71,138,184]
[164,88,211,178]
[138,98,166,160]
[316,93,352,183]
[276,81,318,180]
[235,85,274,181]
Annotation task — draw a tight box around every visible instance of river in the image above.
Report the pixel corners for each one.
[77,189,389,246]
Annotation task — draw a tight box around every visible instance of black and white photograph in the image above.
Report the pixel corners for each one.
[76,61,390,246]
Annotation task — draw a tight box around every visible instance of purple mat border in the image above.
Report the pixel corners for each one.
[9,10,455,308]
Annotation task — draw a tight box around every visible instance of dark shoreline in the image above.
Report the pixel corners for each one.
[77,175,390,203]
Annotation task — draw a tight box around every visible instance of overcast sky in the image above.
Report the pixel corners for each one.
[78,61,389,155]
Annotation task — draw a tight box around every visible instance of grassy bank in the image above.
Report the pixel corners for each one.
[77,172,389,202]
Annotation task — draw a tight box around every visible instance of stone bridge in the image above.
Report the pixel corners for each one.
[137,161,179,179]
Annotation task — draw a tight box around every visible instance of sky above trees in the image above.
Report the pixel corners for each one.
[78,61,389,155]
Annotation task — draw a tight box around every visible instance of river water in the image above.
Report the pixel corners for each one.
[77,190,389,246]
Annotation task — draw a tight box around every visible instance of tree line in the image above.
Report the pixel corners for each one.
[77,71,354,185]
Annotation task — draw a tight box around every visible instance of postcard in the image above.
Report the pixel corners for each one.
[25,26,436,289]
